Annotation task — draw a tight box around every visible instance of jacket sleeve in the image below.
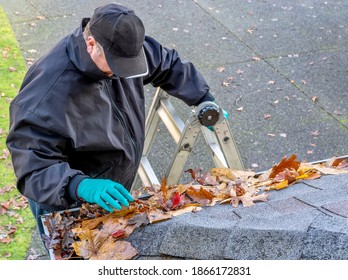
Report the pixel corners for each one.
[6,103,86,209]
[143,36,214,106]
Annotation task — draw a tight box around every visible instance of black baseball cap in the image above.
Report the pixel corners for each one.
[88,4,148,78]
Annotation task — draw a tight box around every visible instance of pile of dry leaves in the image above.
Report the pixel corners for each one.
[42,154,348,260]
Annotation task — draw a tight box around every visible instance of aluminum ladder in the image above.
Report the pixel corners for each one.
[132,88,244,189]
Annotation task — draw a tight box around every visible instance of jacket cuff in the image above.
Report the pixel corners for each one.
[67,174,89,202]
[193,91,215,106]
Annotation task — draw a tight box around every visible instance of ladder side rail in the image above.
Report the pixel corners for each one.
[137,156,161,187]
[143,88,166,155]
[200,126,229,168]
[166,118,201,185]
[213,118,244,170]
[157,98,185,144]
[132,88,165,190]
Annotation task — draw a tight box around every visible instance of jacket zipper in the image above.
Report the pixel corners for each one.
[104,81,138,167]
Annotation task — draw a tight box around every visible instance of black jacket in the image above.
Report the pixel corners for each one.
[6,22,213,211]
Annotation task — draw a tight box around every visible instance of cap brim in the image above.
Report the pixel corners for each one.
[104,47,148,79]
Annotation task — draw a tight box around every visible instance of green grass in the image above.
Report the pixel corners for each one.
[0,6,35,260]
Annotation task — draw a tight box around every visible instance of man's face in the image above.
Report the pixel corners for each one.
[85,36,113,76]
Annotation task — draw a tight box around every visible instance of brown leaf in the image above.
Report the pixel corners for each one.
[303,172,321,180]
[325,157,348,170]
[81,216,104,230]
[0,149,10,159]
[1,201,10,210]
[0,206,7,215]
[0,237,13,244]
[147,208,172,223]
[127,212,149,228]
[9,196,28,209]
[100,217,127,236]
[0,225,17,244]
[211,168,251,182]
[269,154,300,179]
[2,49,9,58]
[186,168,219,186]
[239,192,269,207]
[160,176,168,201]
[229,184,269,207]
[333,110,342,115]
[335,159,348,170]
[72,227,110,259]
[311,96,318,102]
[312,164,348,175]
[273,169,298,184]
[0,184,15,195]
[311,130,320,137]
[200,171,219,186]
[169,205,202,217]
[90,240,138,260]
[186,186,214,205]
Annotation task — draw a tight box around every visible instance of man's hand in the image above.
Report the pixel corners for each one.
[77,178,134,212]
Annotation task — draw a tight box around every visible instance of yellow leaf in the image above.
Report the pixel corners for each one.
[296,174,309,180]
[297,164,313,175]
[274,180,288,190]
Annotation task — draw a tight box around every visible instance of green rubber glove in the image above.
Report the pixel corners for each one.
[77,178,134,212]
[208,108,229,132]
[222,109,229,119]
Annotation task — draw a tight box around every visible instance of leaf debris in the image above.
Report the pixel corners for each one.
[42,155,348,260]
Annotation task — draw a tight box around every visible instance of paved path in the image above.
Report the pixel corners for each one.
[0,0,347,259]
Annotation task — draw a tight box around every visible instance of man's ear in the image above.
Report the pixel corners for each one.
[85,36,95,54]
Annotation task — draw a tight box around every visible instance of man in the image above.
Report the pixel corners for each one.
[6,4,221,237]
